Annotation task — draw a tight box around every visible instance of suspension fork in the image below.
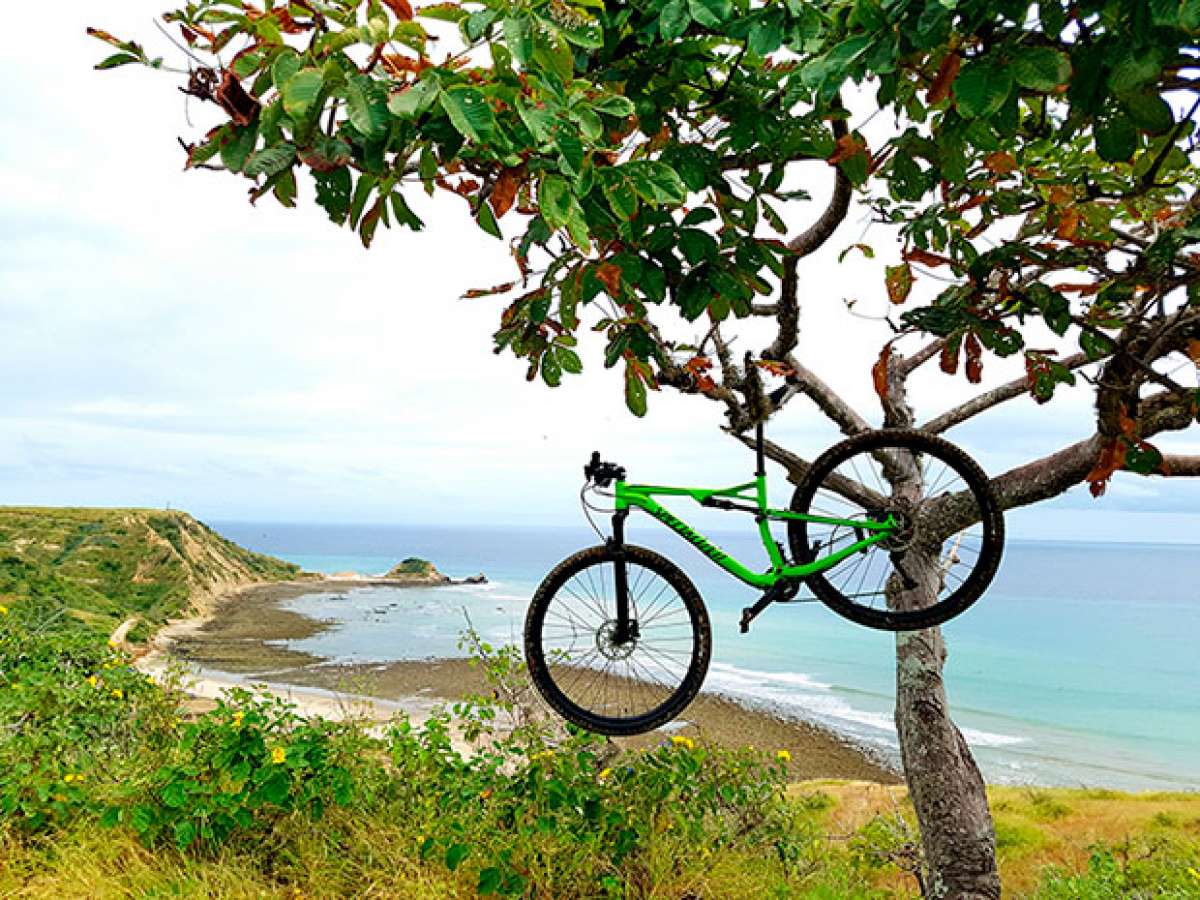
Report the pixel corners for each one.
[609,509,636,644]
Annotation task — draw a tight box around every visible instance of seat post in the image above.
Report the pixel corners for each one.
[755,422,765,477]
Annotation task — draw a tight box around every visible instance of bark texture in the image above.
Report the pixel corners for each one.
[895,590,1000,898]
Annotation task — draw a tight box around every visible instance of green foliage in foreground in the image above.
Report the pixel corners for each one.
[3,608,1199,898]
[0,508,299,638]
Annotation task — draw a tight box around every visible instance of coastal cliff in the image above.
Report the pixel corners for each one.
[0,507,300,634]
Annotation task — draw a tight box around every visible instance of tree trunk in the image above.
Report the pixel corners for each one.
[893,547,1000,899]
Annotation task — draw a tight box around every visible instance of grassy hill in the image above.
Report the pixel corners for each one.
[0,507,300,638]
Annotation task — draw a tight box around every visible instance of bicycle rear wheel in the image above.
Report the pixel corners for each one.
[524,544,711,736]
[788,429,1004,631]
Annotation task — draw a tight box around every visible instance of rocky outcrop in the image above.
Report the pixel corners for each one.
[384,557,451,584]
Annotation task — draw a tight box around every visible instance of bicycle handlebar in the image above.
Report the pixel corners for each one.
[585,451,626,487]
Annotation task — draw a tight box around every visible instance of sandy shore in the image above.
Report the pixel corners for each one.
[140,580,900,784]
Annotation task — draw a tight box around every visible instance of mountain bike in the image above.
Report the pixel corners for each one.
[524,418,1005,736]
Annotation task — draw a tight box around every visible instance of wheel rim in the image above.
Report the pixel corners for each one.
[535,557,699,726]
[797,440,993,617]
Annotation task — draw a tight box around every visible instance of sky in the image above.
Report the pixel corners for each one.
[1,3,1199,542]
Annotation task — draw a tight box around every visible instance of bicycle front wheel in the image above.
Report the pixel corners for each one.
[788,429,1004,632]
[524,544,711,736]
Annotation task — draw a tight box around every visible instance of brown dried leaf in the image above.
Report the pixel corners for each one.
[927,52,961,105]
[382,0,415,20]
[872,343,893,402]
[490,167,523,219]
[215,70,260,127]
[595,262,622,297]
[964,332,983,384]
[939,335,961,375]
[885,263,914,305]
[904,247,953,269]
[1086,440,1127,497]
[983,151,1018,175]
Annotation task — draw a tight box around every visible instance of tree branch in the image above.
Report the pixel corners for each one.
[921,352,1093,434]
[780,355,873,435]
[1163,455,1200,476]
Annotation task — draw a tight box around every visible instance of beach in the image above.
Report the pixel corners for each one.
[145,579,900,784]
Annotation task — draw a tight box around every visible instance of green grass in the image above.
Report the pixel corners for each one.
[1,508,1198,898]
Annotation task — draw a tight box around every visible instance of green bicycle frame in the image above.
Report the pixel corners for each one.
[613,475,896,590]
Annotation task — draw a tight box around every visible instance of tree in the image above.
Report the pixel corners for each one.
[93,1,1200,895]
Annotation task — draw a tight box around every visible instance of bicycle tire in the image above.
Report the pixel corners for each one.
[524,544,711,736]
[788,429,1004,631]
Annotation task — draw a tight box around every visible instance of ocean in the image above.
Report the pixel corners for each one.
[214,520,1200,792]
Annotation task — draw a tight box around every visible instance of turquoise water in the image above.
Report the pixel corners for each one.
[215,521,1200,791]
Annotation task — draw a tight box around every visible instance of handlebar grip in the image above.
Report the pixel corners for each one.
[768,384,788,407]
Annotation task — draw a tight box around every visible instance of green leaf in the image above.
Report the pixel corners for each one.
[1108,52,1162,96]
[344,75,388,140]
[625,161,687,205]
[419,3,468,21]
[1080,329,1116,361]
[130,806,155,834]
[600,169,639,220]
[160,782,187,809]
[315,169,353,224]
[95,52,140,70]
[624,364,647,417]
[174,820,196,851]
[445,843,471,871]
[260,772,290,806]
[1122,92,1174,134]
[389,77,440,117]
[659,0,690,40]
[541,350,562,386]
[271,51,302,92]
[517,97,556,143]
[1184,0,1200,31]
[478,867,503,895]
[954,61,1012,119]
[440,86,496,143]
[1095,114,1137,162]
[391,192,424,231]
[1010,47,1071,92]
[557,346,583,374]
[592,94,636,117]
[476,199,502,238]
[244,144,296,178]
[503,16,533,65]
[282,68,325,119]
[540,175,573,228]
[688,0,731,28]
[1125,442,1164,475]
[219,121,259,173]
[749,17,783,57]
[679,228,718,264]
[556,133,584,176]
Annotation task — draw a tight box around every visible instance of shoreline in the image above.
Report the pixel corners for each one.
[141,578,901,784]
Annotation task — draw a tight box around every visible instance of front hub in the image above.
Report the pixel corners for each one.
[596,619,638,660]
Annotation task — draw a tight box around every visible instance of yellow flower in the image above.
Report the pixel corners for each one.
[271,746,287,765]
[530,749,554,763]
[776,749,792,763]
[670,735,695,750]
[87,675,98,688]
[107,638,118,648]
[232,711,245,727]
[111,688,123,700]
[63,774,75,784]
[1189,867,1200,882]
[0,604,9,616]
[598,768,613,781]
